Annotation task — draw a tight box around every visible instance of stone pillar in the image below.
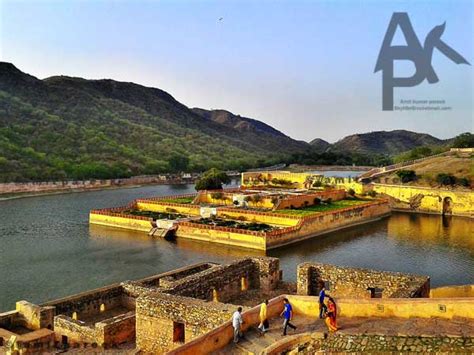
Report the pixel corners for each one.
[297,263,312,295]
[252,257,280,292]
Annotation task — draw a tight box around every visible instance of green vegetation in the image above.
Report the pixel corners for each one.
[270,178,293,186]
[195,168,231,191]
[275,199,367,216]
[122,209,186,220]
[393,146,447,163]
[0,64,299,182]
[195,217,275,232]
[367,190,377,197]
[452,132,474,148]
[436,173,470,187]
[160,196,195,204]
[396,170,417,183]
[393,133,473,164]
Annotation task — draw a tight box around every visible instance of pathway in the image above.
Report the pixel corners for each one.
[214,314,474,354]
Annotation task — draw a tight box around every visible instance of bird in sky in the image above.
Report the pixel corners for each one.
[218,17,223,21]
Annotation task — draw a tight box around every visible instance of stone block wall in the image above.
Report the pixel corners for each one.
[279,332,473,354]
[135,293,238,353]
[97,312,135,348]
[53,315,98,345]
[297,263,429,298]
[164,257,280,302]
[44,285,124,318]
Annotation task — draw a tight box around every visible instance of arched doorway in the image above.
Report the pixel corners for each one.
[442,197,452,215]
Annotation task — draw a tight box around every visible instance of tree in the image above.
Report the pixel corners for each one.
[436,173,457,186]
[195,168,231,191]
[168,154,190,173]
[452,132,474,148]
[396,170,417,183]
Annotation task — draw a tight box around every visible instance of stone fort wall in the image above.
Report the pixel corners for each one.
[135,257,280,353]
[297,263,430,298]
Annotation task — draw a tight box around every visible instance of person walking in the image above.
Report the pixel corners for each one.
[258,300,269,335]
[318,284,328,319]
[280,298,297,335]
[232,307,244,343]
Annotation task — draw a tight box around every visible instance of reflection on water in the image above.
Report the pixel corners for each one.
[0,183,473,312]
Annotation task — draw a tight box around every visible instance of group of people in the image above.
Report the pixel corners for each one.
[231,288,339,344]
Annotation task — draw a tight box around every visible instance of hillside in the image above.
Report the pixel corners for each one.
[329,130,448,156]
[309,138,331,152]
[0,63,309,182]
[383,154,473,188]
[191,108,308,152]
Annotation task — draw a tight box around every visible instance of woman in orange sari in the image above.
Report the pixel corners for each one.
[325,297,339,332]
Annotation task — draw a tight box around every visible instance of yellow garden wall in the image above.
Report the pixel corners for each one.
[135,200,200,216]
[265,202,391,249]
[372,184,473,217]
[89,212,152,232]
[216,209,300,227]
[286,295,474,320]
[430,285,474,298]
[176,224,266,250]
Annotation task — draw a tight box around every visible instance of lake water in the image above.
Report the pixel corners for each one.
[0,182,473,311]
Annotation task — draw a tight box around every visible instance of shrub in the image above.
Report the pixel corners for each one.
[195,168,230,191]
[436,173,457,186]
[211,192,224,200]
[313,181,322,187]
[396,170,417,183]
[271,196,280,205]
[457,177,470,187]
[233,200,239,205]
[452,132,474,148]
[367,190,377,197]
[347,188,355,196]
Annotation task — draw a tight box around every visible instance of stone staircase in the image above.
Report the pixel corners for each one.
[214,316,326,355]
[214,326,281,354]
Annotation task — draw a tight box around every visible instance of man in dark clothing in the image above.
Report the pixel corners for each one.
[319,286,328,319]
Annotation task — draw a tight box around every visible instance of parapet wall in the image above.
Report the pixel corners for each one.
[297,263,430,298]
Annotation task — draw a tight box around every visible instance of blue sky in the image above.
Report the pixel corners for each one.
[0,0,472,142]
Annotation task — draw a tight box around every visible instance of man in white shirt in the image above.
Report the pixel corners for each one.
[232,307,244,343]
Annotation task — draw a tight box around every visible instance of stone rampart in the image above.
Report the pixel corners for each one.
[296,263,429,298]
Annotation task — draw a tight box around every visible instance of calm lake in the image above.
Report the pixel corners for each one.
[0,182,473,311]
